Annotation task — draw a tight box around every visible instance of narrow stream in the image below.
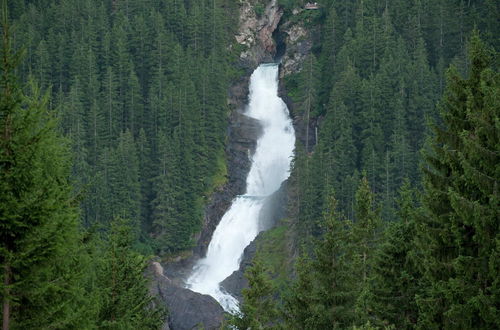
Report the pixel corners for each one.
[185,63,295,312]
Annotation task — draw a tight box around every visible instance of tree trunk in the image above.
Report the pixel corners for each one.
[3,263,11,330]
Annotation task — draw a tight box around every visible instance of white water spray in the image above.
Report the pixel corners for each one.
[185,64,295,312]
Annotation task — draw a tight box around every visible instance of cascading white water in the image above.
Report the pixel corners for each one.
[185,64,295,312]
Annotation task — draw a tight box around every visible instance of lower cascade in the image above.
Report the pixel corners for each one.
[185,63,295,312]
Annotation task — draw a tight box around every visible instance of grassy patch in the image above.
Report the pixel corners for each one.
[256,221,294,291]
[254,3,265,17]
[210,151,228,191]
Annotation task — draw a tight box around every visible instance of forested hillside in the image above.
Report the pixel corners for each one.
[8,0,239,254]
[2,0,241,328]
[283,0,498,233]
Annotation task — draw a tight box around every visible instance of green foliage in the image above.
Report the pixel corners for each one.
[415,31,499,329]
[96,217,165,329]
[0,13,91,328]
[1,9,165,328]
[366,180,421,329]
[8,0,239,254]
[284,191,362,328]
[284,15,498,328]
[254,3,265,17]
[230,258,280,330]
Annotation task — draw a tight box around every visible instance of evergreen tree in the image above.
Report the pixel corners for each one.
[283,253,316,329]
[231,258,279,330]
[416,31,499,329]
[352,174,382,323]
[367,180,420,328]
[107,130,142,233]
[96,217,165,329]
[0,12,91,328]
[284,194,356,329]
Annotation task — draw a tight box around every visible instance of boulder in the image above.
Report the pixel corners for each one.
[149,262,224,330]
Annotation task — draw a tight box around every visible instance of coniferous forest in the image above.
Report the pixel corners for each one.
[1,0,499,329]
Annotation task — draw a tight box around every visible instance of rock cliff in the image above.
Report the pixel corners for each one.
[279,17,312,78]
[236,0,283,67]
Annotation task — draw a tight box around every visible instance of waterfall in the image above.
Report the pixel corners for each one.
[185,63,295,312]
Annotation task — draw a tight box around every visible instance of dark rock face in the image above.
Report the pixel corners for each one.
[149,262,224,330]
[219,238,256,302]
[236,0,284,67]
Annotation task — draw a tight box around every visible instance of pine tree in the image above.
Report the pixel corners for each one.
[367,179,420,328]
[298,54,320,151]
[284,194,356,329]
[312,194,357,328]
[416,31,499,329]
[352,174,382,323]
[231,258,279,330]
[96,217,165,329]
[283,253,316,329]
[107,130,142,233]
[0,10,91,328]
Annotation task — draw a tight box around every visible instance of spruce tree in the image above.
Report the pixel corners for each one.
[416,31,499,329]
[0,9,90,328]
[283,253,316,329]
[352,174,382,324]
[284,194,356,329]
[311,194,357,328]
[367,179,420,328]
[231,258,279,330]
[96,217,165,329]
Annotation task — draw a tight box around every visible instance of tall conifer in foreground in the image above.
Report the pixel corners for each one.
[0,6,90,328]
[96,217,165,329]
[284,193,356,329]
[230,258,278,330]
[416,31,499,329]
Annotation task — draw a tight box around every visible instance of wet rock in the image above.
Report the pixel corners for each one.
[164,68,262,283]
[219,238,256,302]
[193,83,262,261]
[149,262,224,330]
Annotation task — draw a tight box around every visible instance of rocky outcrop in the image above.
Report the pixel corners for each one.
[149,262,224,330]
[219,236,256,302]
[236,0,284,67]
[279,11,313,78]
[276,9,316,151]
[280,23,311,77]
